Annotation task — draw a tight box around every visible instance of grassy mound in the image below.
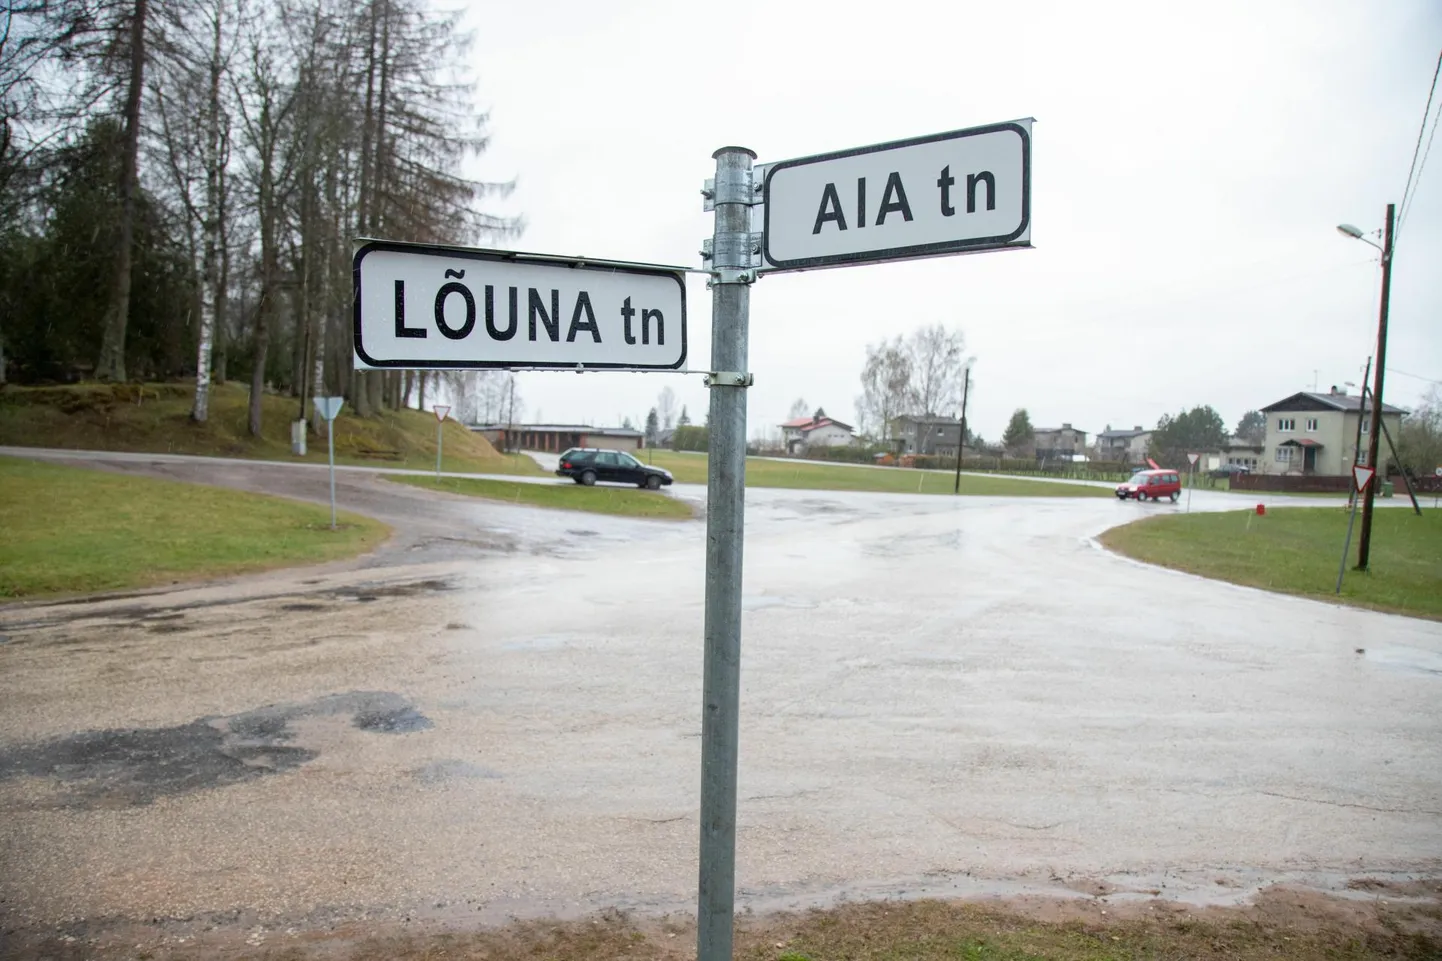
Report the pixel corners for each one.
[0,456,389,599]
[0,381,538,475]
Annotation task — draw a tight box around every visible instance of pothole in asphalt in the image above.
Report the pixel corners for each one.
[0,691,431,809]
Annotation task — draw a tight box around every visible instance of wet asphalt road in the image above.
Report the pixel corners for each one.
[1,448,1439,944]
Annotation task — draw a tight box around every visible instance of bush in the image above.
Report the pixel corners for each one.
[671,425,709,452]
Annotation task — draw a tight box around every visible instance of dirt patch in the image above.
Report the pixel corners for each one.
[5,886,1440,960]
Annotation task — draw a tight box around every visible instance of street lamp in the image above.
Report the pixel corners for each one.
[1336,205,1395,570]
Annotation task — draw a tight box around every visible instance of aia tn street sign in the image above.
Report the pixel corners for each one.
[761,119,1032,271]
[354,241,687,370]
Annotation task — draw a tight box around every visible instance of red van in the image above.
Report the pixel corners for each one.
[1116,469,1181,502]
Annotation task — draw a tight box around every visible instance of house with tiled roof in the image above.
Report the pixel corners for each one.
[780,408,856,454]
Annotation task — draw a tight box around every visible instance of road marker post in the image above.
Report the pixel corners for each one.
[313,397,345,529]
[1337,465,1375,594]
[434,405,451,479]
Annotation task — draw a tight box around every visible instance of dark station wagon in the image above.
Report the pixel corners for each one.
[556,448,674,490]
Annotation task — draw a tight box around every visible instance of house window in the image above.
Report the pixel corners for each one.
[1275,446,1292,464]
[1305,418,1318,431]
[1361,419,1370,433]
[1278,418,1295,432]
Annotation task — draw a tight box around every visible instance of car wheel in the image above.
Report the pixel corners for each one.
[1137,490,1148,501]
[1170,491,1179,503]
[579,470,596,486]
[645,475,662,490]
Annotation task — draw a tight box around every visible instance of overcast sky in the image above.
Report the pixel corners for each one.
[457,0,1441,442]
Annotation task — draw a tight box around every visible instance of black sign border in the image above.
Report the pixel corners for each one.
[352,240,688,370]
[761,121,1032,272]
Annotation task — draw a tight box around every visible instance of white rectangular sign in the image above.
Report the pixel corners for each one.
[762,120,1032,271]
[354,242,687,370]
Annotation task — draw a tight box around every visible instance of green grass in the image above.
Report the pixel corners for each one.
[1100,506,1442,619]
[387,475,695,519]
[0,381,541,475]
[636,450,1111,497]
[0,456,389,599]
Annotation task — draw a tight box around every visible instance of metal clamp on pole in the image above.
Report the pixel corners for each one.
[703,371,753,388]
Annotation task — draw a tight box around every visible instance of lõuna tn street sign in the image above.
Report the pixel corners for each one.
[761,120,1032,272]
[354,241,687,370]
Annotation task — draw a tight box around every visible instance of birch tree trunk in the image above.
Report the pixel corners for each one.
[192,0,227,421]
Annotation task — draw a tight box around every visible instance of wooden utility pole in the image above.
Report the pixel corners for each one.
[1355,204,1395,571]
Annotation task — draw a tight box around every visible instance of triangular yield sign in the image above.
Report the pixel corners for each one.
[1352,465,1375,492]
[435,406,451,422]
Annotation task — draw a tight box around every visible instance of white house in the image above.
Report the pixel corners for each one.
[780,409,856,454]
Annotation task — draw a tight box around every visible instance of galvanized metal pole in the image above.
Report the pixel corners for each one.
[327,418,337,530]
[1336,490,1362,593]
[436,421,443,479]
[697,145,756,961]
[1356,203,1395,570]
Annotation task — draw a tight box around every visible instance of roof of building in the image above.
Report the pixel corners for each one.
[894,414,961,425]
[1034,425,1087,435]
[473,423,644,437]
[781,415,854,433]
[1261,390,1406,415]
[1222,435,1265,450]
[1096,426,1150,440]
[1280,437,1325,448]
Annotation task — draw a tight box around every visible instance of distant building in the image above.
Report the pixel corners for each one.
[1033,423,1087,461]
[893,415,966,457]
[1093,425,1152,464]
[1218,436,1265,472]
[780,408,856,454]
[1260,387,1405,476]
[473,423,645,453]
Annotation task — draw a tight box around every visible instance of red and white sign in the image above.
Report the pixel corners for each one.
[434,405,451,423]
[1187,453,1199,466]
[1353,465,1375,492]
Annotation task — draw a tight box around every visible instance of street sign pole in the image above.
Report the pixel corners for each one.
[696,145,756,961]
[327,419,337,530]
[433,406,451,480]
[1186,453,1199,512]
[313,397,344,530]
[1337,466,1374,593]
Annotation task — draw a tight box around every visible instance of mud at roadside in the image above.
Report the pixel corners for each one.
[4,880,1439,960]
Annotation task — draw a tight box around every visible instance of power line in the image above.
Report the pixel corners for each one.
[1387,366,1442,386]
[1400,96,1441,232]
[1398,46,1442,234]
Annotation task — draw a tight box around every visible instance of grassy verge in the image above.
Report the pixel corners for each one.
[637,450,1110,497]
[387,475,695,520]
[1100,506,1442,619]
[0,456,388,599]
[0,381,540,475]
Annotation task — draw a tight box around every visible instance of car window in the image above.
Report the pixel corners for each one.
[1169,474,1178,483]
[618,453,641,468]
[565,450,591,463]
[596,452,620,467]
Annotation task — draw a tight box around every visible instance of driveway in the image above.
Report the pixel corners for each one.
[1,447,1438,952]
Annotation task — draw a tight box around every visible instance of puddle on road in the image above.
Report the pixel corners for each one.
[1364,647,1442,677]
[0,691,431,809]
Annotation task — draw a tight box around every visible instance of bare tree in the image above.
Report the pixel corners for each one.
[787,397,809,420]
[657,385,677,431]
[95,0,150,382]
[856,336,913,441]
[905,324,966,416]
